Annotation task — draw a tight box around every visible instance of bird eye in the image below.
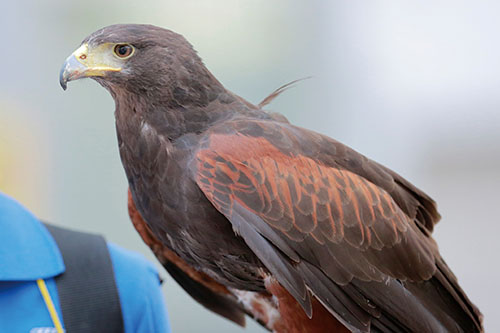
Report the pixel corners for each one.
[114,44,134,58]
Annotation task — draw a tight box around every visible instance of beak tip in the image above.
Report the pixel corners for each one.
[59,66,68,91]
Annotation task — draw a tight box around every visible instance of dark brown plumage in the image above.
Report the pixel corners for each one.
[61,24,483,332]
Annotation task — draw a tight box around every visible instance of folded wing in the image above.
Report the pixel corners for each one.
[193,120,482,332]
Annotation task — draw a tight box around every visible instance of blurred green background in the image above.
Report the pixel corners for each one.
[1,1,499,332]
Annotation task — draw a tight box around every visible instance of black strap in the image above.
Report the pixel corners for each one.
[43,223,124,333]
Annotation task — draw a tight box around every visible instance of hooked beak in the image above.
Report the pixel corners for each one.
[59,54,87,90]
[59,43,122,90]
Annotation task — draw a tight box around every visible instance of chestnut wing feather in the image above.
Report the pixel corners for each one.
[195,126,437,284]
[193,119,482,332]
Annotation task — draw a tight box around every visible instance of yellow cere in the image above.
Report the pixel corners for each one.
[72,43,123,76]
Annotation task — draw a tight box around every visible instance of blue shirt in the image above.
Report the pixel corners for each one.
[0,192,170,332]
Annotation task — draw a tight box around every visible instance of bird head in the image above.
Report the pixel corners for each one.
[60,24,216,103]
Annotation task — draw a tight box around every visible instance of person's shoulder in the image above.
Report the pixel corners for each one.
[107,242,159,279]
[107,242,170,333]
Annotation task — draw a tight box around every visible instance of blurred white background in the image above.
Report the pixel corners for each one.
[1,1,498,332]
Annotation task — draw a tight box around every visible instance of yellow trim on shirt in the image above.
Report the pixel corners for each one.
[36,279,64,333]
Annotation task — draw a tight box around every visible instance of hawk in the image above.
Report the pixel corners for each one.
[60,24,482,332]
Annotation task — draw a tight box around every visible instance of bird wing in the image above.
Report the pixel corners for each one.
[192,119,482,332]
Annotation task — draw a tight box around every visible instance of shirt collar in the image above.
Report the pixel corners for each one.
[0,192,65,280]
